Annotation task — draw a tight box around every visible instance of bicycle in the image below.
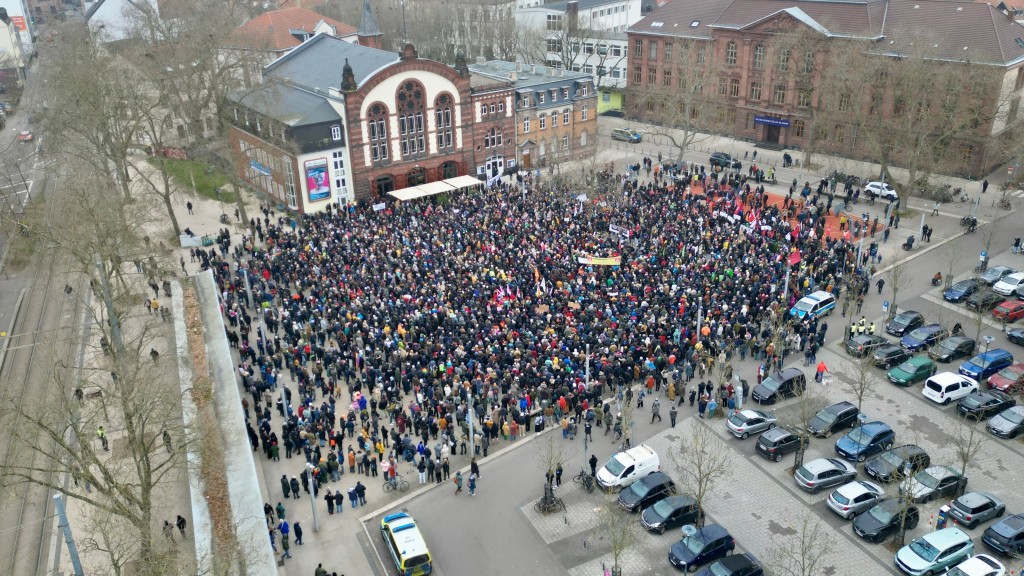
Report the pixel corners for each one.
[573,468,595,493]
[382,474,410,493]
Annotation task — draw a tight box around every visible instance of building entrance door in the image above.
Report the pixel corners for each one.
[522,151,532,169]
[764,125,781,144]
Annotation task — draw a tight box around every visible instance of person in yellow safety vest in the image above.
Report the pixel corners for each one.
[868,322,876,335]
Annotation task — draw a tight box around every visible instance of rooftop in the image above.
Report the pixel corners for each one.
[264,33,400,91]
[469,60,593,88]
[229,81,341,127]
[526,0,635,12]
[230,7,357,51]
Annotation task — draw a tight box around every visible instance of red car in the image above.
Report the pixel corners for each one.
[993,300,1024,323]
[988,362,1024,393]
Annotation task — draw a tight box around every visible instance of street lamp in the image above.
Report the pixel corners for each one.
[305,463,320,531]
[983,334,995,356]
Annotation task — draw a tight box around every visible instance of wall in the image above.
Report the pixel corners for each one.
[229,125,302,211]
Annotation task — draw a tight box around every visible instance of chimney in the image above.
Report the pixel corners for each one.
[566,1,579,35]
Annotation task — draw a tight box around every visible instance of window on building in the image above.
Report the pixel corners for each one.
[798,91,812,108]
[522,95,531,107]
[718,78,728,96]
[283,160,297,209]
[959,144,974,164]
[793,119,805,137]
[753,45,765,70]
[802,50,814,73]
[749,81,762,100]
[696,46,706,65]
[498,102,504,113]
[547,14,562,30]
[646,99,655,112]
[634,39,643,58]
[485,127,502,148]
[838,93,851,112]
[331,151,347,194]
[777,48,789,71]
[583,64,594,74]
[834,124,845,144]
[664,42,673,61]
[397,81,426,157]
[331,125,343,141]
[649,40,658,60]
[434,93,453,150]
[549,111,557,126]
[538,92,545,104]
[584,43,594,54]
[562,134,569,149]
[523,116,531,132]
[563,109,570,124]
[581,83,589,96]
[773,84,786,105]
[490,103,496,113]
[563,88,569,98]
[481,103,488,116]
[368,102,389,162]
[893,95,906,117]
[581,105,588,121]
[726,41,737,66]
[550,89,557,101]
[634,65,642,83]
[648,68,657,84]
[662,69,672,86]
[729,78,739,97]
[547,38,561,53]
[611,45,622,57]
[745,113,755,130]
[869,92,882,115]
[539,115,547,130]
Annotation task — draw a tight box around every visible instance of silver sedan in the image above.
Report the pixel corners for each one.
[726,409,777,439]
[827,480,885,519]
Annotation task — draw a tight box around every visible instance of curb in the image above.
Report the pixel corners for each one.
[0,288,26,373]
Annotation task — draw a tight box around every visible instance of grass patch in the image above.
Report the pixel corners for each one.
[147,157,237,204]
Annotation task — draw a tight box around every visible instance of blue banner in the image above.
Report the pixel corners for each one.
[754,116,790,127]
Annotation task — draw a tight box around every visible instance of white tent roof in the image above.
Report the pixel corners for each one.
[387,176,484,201]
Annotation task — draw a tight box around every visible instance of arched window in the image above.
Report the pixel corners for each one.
[397,81,426,157]
[485,127,502,148]
[725,41,737,66]
[434,93,453,151]
[368,102,389,162]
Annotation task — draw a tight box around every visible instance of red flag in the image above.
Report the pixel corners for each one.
[788,250,802,266]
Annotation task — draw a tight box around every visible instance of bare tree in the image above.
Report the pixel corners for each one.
[950,415,987,497]
[672,419,733,526]
[838,355,877,416]
[884,258,909,320]
[765,509,837,576]
[597,491,640,576]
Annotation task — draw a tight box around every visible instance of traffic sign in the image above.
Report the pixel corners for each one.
[980,250,987,259]
[882,300,890,312]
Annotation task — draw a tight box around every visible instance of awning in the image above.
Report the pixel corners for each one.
[446,175,485,190]
[387,176,484,201]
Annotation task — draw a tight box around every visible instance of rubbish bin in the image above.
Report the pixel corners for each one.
[937,504,950,530]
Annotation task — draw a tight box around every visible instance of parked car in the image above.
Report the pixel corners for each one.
[960,350,1014,381]
[948,492,1006,529]
[853,497,920,543]
[827,480,885,519]
[694,554,764,576]
[726,409,777,439]
[17,130,32,142]
[1007,328,1024,347]
[944,279,982,303]
[805,401,859,437]
[610,128,643,143]
[982,513,1024,556]
[902,324,949,352]
[903,465,968,503]
[754,427,807,462]
[979,266,1017,286]
[618,471,676,513]
[864,181,898,201]
[887,311,926,337]
[993,272,1024,296]
[793,457,857,493]
[924,372,979,404]
[987,406,1024,439]
[929,336,977,363]
[667,524,735,572]
[640,495,700,534]
[993,300,1024,323]
[946,554,1005,576]
[750,368,805,404]
[887,357,937,386]
[987,363,1024,393]
[958,389,1016,420]
[895,527,974,576]
[709,152,741,170]
[968,292,1006,312]
[874,344,913,369]
[865,444,931,483]
[835,421,895,462]
[847,334,890,357]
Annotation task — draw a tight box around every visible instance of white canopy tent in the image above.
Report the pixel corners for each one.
[387,176,484,202]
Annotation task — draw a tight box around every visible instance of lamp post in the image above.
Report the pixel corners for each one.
[983,334,995,357]
[305,463,320,531]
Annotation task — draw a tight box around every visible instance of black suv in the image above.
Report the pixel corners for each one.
[885,311,925,337]
[755,427,807,462]
[751,368,806,404]
[618,471,676,513]
[873,344,912,369]
[709,152,741,170]
[983,513,1024,556]
[806,401,859,437]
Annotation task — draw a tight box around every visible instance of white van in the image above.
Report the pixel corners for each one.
[789,290,836,320]
[596,444,660,491]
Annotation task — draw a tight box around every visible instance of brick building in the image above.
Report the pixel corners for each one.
[226,34,516,213]
[626,0,1024,176]
[470,60,598,169]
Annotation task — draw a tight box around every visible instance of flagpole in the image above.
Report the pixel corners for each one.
[783,263,791,298]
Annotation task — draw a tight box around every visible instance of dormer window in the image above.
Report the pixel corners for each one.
[331,125,342,141]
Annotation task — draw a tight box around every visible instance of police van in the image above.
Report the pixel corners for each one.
[789,290,836,320]
[380,512,433,575]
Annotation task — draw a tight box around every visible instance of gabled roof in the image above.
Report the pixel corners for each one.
[264,33,399,91]
[628,0,1024,66]
[229,81,341,127]
[230,7,357,51]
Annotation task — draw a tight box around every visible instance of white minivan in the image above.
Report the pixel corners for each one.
[596,444,660,491]
[922,372,978,405]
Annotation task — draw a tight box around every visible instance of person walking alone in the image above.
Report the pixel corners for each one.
[468,471,478,496]
[650,397,662,423]
[453,470,463,495]
[669,405,678,427]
